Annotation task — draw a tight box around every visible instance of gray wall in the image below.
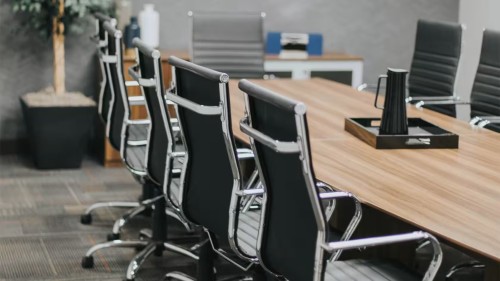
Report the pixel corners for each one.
[0,0,458,143]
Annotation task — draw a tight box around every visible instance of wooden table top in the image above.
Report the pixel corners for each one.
[123,50,363,62]
[228,78,500,262]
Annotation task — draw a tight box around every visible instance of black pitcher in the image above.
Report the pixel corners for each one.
[374,68,409,135]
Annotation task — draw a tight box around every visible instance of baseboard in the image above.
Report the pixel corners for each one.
[0,139,28,155]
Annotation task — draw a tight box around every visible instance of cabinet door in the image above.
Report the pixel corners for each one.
[310,71,352,86]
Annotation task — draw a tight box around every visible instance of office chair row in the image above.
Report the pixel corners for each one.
[78,12,450,281]
[359,19,500,133]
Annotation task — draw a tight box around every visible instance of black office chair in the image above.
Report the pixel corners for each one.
[91,12,116,124]
[189,11,266,79]
[163,56,264,281]
[414,29,500,133]
[360,19,463,118]
[81,14,154,231]
[82,25,197,281]
[238,79,443,281]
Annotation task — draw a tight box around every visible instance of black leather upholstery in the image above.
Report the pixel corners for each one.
[106,30,127,151]
[95,15,113,124]
[470,30,500,133]
[136,50,173,186]
[408,19,462,117]
[241,80,325,280]
[325,260,420,281]
[191,12,265,79]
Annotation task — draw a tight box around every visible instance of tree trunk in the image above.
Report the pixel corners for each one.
[53,0,65,95]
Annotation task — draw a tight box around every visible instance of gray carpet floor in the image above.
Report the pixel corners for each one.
[0,155,209,281]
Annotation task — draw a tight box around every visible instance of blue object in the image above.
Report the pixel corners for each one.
[266,32,323,55]
[124,17,140,49]
[307,33,323,55]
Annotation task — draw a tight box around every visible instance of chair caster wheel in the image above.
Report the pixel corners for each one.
[80,214,92,225]
[107,233,120,241]
[81,256,94,268]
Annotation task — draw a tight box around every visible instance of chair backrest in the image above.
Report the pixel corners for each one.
[103,22,131,158]
[93,13,116,124]
[133,39,175,187]
[408,19,463,117]
[168,56,248,256]
[239,80,327,281]
[470,29,500,133]
[190,11,265,79]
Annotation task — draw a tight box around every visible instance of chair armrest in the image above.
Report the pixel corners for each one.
[127,140,148,146]
[236,148,254,160]
[125,80,140,87]
[357,83,379,92]
[235,188,264,197]
[323,231,442,281]
[128,64,156,87]
[409,96,468,108]
[477,118,500,128]
[445,261,485,279]
[126,119,150,125]
[317,187,363,261]
[128,96,146,106]
[171,151,186,158]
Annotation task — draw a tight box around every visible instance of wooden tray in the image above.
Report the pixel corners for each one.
[345,118,459,149]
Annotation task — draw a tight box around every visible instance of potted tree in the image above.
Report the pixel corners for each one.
[12,0,113,169]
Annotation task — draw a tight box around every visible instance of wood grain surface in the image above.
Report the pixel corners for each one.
[228,78,500,263]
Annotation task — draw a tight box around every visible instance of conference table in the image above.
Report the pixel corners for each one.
[228,78,500,280]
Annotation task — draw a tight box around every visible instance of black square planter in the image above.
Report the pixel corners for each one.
[21,99,96,169]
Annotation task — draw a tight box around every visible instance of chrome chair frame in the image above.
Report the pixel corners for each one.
[238,79,442,281]
[163,57,264,281]
[82,25,198,281]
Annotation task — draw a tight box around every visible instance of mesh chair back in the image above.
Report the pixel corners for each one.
[135,41,174,185]
[239,80,327,280]
[169,56,240,243]
[470,30,500,133]
[191,12,265,79]
[408,19,463,117]
[104,23,129,153]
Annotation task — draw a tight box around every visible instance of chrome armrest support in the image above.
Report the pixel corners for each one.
[240,117,300,153]
[318,188,363,261]
[171,151,186,158]
[128,64,156,88]
[357,83,379,92]
[407,96,460,103]
[445,261,485,279]
[470,116,500,127]
[126,119,150,125]
[128,96,146,106]
[127,140,148,146]
[125,80,140,87]
[235,188,264,197]
[236,148,254,160]
[98,50,117,63]
[166,93,222,116]
[323,231,442,281]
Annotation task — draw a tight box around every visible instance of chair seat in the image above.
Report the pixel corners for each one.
[325,259,421,281]
[236,209,261,257]
[125,145,146,172]
[128,123,149,141]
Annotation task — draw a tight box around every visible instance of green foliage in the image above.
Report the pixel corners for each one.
[10,0,115,38]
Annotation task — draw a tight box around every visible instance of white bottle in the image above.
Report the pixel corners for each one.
[138,4,160,48]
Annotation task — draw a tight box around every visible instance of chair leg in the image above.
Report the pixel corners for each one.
[108,204,147,240]
[81,240,149,268]
[164,242,199,260]
[125,242,159,281]
[197,232,217,281]
[80,202,140,225]
[164,272,196,281]
[166,208,195,233]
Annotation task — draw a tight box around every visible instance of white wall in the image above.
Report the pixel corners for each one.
[457,0,500,120]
